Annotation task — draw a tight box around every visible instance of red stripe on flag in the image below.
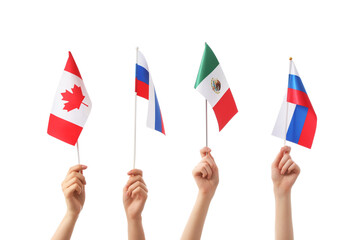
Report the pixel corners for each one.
[47,114,83,146]
[213,89,238,131]
[135,78,149,100]
[298,109,317,149]
[64,52,82,79]
[160,112,166,135]
[287,88,314,110]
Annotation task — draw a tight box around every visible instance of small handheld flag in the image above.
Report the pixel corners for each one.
[133,48,165,169]
[47,52,92,146]
[272,58,317,149]
[195,43,238,132]
[135,50,165,135]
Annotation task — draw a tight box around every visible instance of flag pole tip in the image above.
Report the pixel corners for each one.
[289,57,293,61]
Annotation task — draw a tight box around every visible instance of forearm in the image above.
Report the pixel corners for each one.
[52,212,79,240]
[274,191,293,240]
[181,193,212,240]
[127,217,145,240]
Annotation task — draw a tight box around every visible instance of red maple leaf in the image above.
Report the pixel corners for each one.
[61,84,88,112]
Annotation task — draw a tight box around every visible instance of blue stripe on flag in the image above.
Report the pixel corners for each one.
[136,64,149,85]
[154,90,162,133]
[288,74,307,94]
[286,105,308,143]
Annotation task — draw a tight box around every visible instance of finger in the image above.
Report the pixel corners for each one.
[63,177,85,190]
[203,163,213,179]
[125,175,146,189]
[200,147,211,158]
[278,153,291,170]
[192,162,207,177]
[131,186,148,199]
[202,155,217,170]
[208,152,215,162]
[281,159,293,174]
[272,146,291,168]
[288,162,300,174]
[127,169,143,177]
[64,172,86,185]
[68,165,87,174]
[199,163,208,178]
[69,181,84,193]
[64,183,82,197]
[127,181,148,196]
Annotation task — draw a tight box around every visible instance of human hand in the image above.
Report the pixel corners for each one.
[271,146,300,196]
[61,165,87,217]
[192,147,219,200]
[123,169,148,221]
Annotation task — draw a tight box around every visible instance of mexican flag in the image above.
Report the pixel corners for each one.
[195,43,238,131]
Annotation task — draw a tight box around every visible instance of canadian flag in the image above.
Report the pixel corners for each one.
[47,52,92,145]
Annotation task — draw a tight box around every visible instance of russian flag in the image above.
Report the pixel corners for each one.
[135,51,165,135]
[272,59,317,149]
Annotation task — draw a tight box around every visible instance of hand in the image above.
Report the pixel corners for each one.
[192,147,219,199]
[61,165,87,217]
[123,169,148,221]
[272,146,300,196]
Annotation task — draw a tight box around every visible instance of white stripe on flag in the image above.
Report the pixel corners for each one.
[137,51,149,71]
[290,61,299,76]
[272,96,296,140]
[196,65,229,107]
[147,78,155,129]
[50,71,92,127]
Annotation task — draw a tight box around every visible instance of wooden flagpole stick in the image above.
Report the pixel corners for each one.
[205,99,208,148]
[284,57,292,146]
[133,47,139,169]
[76,141,80,165]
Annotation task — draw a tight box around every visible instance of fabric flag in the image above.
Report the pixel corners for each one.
[272,59,317,149]
[195,43,238,131]
[135,51,165,135]
[47,52,92,145]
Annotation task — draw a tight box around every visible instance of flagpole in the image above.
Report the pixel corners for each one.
[284,57,292,146]
[76,141,80,165]
[205,99,208,148]
[133,47,139,169]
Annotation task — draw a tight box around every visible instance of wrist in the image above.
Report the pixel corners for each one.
[127,215,143,230]
[273,187,291,199]
[197,191,214,203]
[65,210,79,221]
[126,214,142,223]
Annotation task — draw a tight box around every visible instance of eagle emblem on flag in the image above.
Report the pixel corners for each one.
[211,78,221,94]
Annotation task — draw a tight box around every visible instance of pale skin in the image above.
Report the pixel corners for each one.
[52,164,87,240]
[272,146,300,240]
[181,147,219,240]
[123,169,148,240]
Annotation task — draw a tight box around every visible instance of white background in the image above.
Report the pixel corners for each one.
[0,0,359,239]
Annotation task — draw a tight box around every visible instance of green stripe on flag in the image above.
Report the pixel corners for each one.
[194,43,220,88]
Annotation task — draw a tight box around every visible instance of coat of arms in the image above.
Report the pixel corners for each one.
[211,78,221,94]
